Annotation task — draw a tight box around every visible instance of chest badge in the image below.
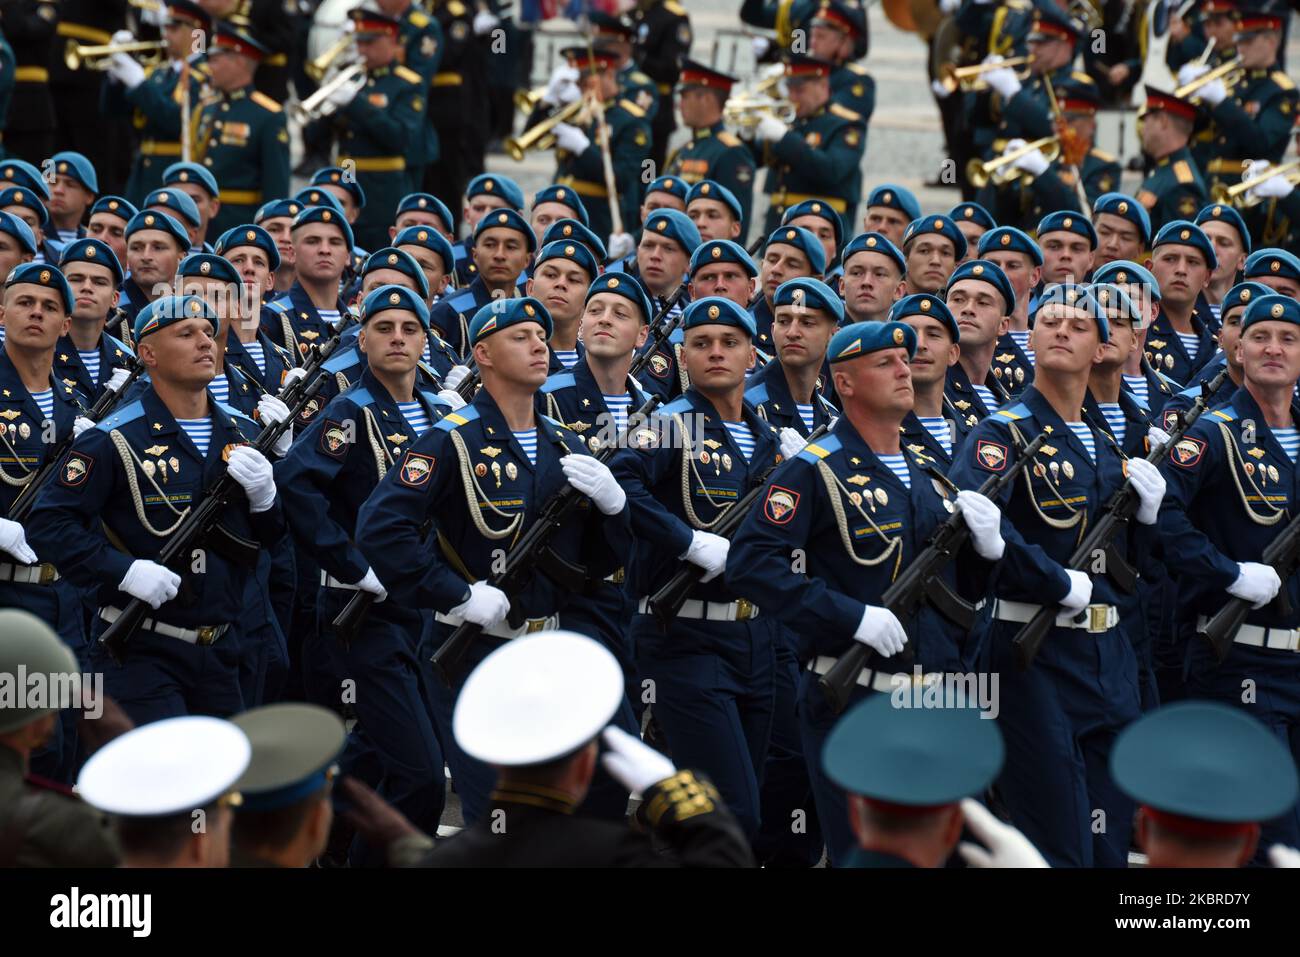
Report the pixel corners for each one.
[506,462,519,481]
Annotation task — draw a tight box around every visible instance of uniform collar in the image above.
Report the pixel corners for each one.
[570,354,647,409]
[488,782,579,814]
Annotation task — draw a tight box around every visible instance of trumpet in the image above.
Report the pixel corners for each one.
[938,56,1032,94]
[515,85,546,113]
[723,95,796,134]
[1210,158,1300,208]
[64,39,165,71]
[306,34,356,83]
[1172,57,1244,100]
[128,0,163,9]
[504,100,585,161]
[290,62,366,123]
[966,135,1060,188]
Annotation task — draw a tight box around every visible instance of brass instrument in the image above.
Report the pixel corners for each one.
[1210,159,1300,208]
[938,56,1032,94]
[64,39,165,71]
[515,85,546,113]
[128,0,163,9]
[504,100,585,161]
[723,94,796,133]
[290,62,367,123]
[1172,56,1244,101]
[966,136,1061,188]
[305,34,356,83]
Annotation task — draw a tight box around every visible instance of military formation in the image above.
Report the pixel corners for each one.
[1,0,1300,872]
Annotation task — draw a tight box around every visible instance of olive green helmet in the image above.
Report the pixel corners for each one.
[0,609,79,735]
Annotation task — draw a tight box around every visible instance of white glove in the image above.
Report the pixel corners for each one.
[1227,561,1282,609]
[1197,78,1227,106]
[105,366,133,394]
[226,445,277,513]
[1125,457,1166,525]
[778,427,807,461]
[279,366,308,393]
[751,36,772,61]
[958,798,1050,868]
[1147,425,1171,449]
[449,580,510,628]
[544,63,581,107]
[681,530,729,583]
[0,517,37,565]
[1176,62,1209,86]
[1269,844,1300,868]
[442,364,472,392]
[1009,142,1050,176]
[561,453,626,515]
[256,394,294,457]
[118,559,181,610]
[852,604,908,657]
[73,416,94,438]
[326,77,361,109]
[931,77,954,100]
[111,29,134,45]
[939,0,961,11]
[353,567,387,603]
[107,52,146,90]
[1059,569,1093,613]
[473,9,500,34]
[982,55,1022,99]
[954,489,1005,560]
[1252,173,1296,201]
[436,388,467,410]
[755,114,790,143]
[600,725,677,798]
[140,1,166,26]
[553,122,591,155]
[606,232,635,261]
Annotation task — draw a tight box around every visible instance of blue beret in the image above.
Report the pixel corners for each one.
[90,195,138,223]
[178,252,243,288]
[681,296,757,337]
[1195,202,1250,255]
[1037,210,1097,248]
[255,198,305,223]
[1220,281,1272,317]
[468,296,553,345]
[143,187,201,229]
[828,320,916,363]
[4,263,72,313]
[467,173,524,211]
[1090,283,1142,324]
[532,185,589,227]
[1111,702,1298,826]
[946,259,1015,312]
[0,187,48,229]
[782,197,844,249]
[0,210,37,254]
[1244,247,1300,282]
[1091,259,1161,302]
[841,231,906,274]
[643,208,702,255]
[949,201,997,231]
[162,161,219,198]
[534,239,598,280]
[214,224,282,273]
[292,186,345,214]
[644,175,689,202]
[889,292,959,341]
[393,225,455,275]
[540,218,607,261]
[290,204,355,250]
[1092,192,1152,246]
[125,210,191,251]
[866,183,920,221]
[1242,293,1300,331]
[823,694,1003,806]
[361,284,431,331]
[362,247,430,300]
[59,238,123,285]
[977,225,1042,266]
[0,160,50,201]
[310,167,366,209]
[1152,220,1218,271]
[690,239,757,277]
[586,273,653,323]
[473,207,537,251]
[902,214,968,260]
[50,151,98,194]
[133,294,218,341]
[773,277,844,324]
[396,192,454,231]
[688,180,743,223]
[764,224,826,275]
[1035,282,1108,341]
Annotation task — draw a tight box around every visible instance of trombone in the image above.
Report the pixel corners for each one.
[290,62,366,123]
[1172,56,1244,101]
[1210,158,1300,208]
[306,33,356,83]
[938,56,1032,94]
[504,99,584,161]
[64,39,165,71]
[966,136,1060,188]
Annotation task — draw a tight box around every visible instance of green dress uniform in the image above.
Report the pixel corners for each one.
[990,63,1075,152]
[395,2,443,187]
[979,146,1121,232]
[222,0,294,103]
[553,98,652,243]
[830,62,875,125]
[753,102,867,236]
[958,0,1034,163]
[1187,44,1238,179]
[194,84,290,241]
[422,0,486,229]
[631,0,692,169]
[2,0,58,165]
[1243,187,1300,249]
[664,121,756,232]
[619,62,660,119]
[111,58,211,206]
[1137,146,1209,236]
[0,744,120,867]
[1198,68,1298,189]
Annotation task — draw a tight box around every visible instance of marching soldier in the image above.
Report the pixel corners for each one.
[1093,192,1151,269]
[1243,246,1300,299]
[1136,86,1209,235]
[85,196,138,269]
[950,201,996,264]
[808,0,874,122]
[55,239,134,404]
[943,258,1017,431]
[688,237,758,309]
[199,0,294,103]
[144,186,204,252]
[686,181,744,244]
[976,225,1040,395]
[45,152,96,251]
[899,214,965,295]
[1196,202,1252,323]
[527,240,598,373]
[630,0,691,170]
[1145,221,1218,385]
[749,54,866,237]
[392,224,456,308]
[894,294,963,465]
[746,277,839,440]
[1037,211,1096,287]
[262,205,351,363]
[751,225,825,356]
[0,186,57,266]
[0,211,36,344]
[118,209,191,332]
[254,197,301,297]
[450,173,524,288]
[977,6,1081,153]
[1091,260,1182,415]
[212,224,297,394]
[780,199,842,281]
[862,184,919,249]
[161,163,222,248]
[590,11,659,118]
[839,231,905,324]
[421,0,486,234]
[528,184,590,249]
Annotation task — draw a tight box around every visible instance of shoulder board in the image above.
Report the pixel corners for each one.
[447,288,478,310]
[342,385,374,408]
[1174,380,1200,399]
[394,65,423,85]
[105,333,134,358]
[846,62,870,76]
[418,387,449,408]
[409,10,430,26]
[434,406,481,432]
[1273,71,1295,91]
[1156,371,1180,392]
[250,91,282,114]
[828,102,862,122]
[717,131,743,147]
[1173,160,1195,184]
[743,382,770,404]
[817,394,838,416]
[797,434,842,462]
[664,0,687,14]
[448,0,467,16]
[1089,147,1116,163]
[1006,0,1032,7]
[629,70,653,84]
[1211,407,1238,422]
[215,400,256,428]
[618,98,647,118]
[266,298,291,314]
[95,400,144,432]
[323,346,361,374]
[540,372,576,394]
[994,403,1029,421]
[539,413,567,433]
[659,396,694,417]
[1129,392,1151,413]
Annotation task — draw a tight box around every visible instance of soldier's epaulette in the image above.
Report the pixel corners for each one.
[659,396,694,417]
[419,386,450,409]
[105,332,135,358]
[250,91,282,113]
[743,381,770,405]
[394,65,423,85]
[266,297,292,315]
[717,131,742,147]
[619,98,647,118]
[846,62,870,76]
[1089,147,1116,163]
[828,102,862,122]
[1173,160,1195,184]
[323,345,361,374]
[409,9,430,27]
[1156,371,1180,393]
[215,400,257,430]
[540,372,576,394]
[1211,407,1238,422]
[797,434,841,463]
[342,385,374,408]
[95,400,144,432]
[539,413,569,435]
[1273,71,1296,91]
[435,407,480,432]
[1130,392,1151,413]
[664,0,687,14]
[629,70,653,84]
[447,0,467,15]
[994,403,1029,421]
[445,288,478,313]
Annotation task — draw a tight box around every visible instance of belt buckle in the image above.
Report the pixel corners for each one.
[196,626,217,646]
[38,563,56,584]
[525,618,547,634]
[610,568,625,584]
[1087,605,1109,634]
[735,599,755,621]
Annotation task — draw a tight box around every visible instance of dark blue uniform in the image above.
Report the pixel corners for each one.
[744,358,836,436]
[992,331,1034,395]
[1146,306,1218,386]
[261,282,349,365]
[52,330,133,406]
[427,277,494,359]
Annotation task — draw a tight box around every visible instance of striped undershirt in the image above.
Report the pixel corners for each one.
[971,383,996,412]
[724,420,755,461]
[918,416,953,457]
[877,452,911,489]
[1176,331,1199,363]
[1209,302,1222,326]
[553,349,580,369]
[512,428,537,465]
[1010,329,1035,365]
[1066,421,1096,464]
[796,403,815,433]
[318,308,341,330]
[29,389,53,421]
[209,373,230,404]
[603,393,632,433]
[79,350,100,382]
[57,229,78,245]
[397,400,432,436]
[0,325,5,342]
[244,340,266,376]
[177,417,212,457]
[1122,374,1149,405]
[1274,426,1300,463]
[1098,402,1126,447]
